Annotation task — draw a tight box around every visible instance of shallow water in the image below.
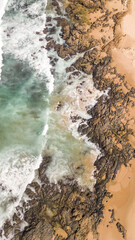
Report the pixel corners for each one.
[0,0,103,231]
[0,54,48,151]
[0,0,51,227]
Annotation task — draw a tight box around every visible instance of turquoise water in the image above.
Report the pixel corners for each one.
[0,53,49,227]
[0,0,51,227]
[0,54,48,153]
[0,0,102,231]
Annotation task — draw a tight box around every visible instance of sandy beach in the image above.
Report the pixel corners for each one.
[98,158,135,240]
[98,0,135,239]
[1,0,135,239]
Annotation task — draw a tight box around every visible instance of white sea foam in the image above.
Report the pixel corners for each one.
[0,0,8,80]
[0,147,43,228]
[42,123,49,136]
[46,15,65,45]
[0,0,109,233]
[2,0,54,93]
[0,0,54,230]
[45,88,101,189]
[44,15,108,187]
[0,220,28,240]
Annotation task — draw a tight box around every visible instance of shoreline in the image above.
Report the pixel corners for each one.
[98,0,135,238]
[1,0,135,239]
[51,0,135,238]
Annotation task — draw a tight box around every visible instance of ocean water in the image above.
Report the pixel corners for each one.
[0,0,9,78]
[0,0,103,232]
[0,0,51,227]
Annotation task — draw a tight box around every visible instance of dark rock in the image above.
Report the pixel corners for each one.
[3,0,135,240]
[22,221,54,240]
[116,222,127,239]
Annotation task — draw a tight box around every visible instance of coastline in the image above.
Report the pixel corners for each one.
[47,0,135,238]
[98,0,135,238]
[1,0,135,239]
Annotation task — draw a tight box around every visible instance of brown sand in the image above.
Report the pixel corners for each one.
[98,0,135,239]
[51,0,135,238]
[98,158,135,240]
[112,0,135,87]
[53,227,68,239]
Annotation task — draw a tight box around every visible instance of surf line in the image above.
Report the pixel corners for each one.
[0,0,9,80]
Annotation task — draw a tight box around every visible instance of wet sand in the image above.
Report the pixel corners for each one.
[98,0,135,239]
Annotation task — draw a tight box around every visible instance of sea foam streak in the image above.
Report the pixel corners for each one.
[0,0,53,229]
[2,0,54,93]
[0,148,43,228]
[44,10,109,188]
[0,0,9,80]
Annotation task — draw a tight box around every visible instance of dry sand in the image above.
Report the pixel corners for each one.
[51,0,135,238]
[98,0,135,239]
[112,0,135,87]
[98,158,135,240]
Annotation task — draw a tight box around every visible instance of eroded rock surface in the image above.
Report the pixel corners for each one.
[2,0,135,239]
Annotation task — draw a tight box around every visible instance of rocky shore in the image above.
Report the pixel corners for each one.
[1,0,135,239]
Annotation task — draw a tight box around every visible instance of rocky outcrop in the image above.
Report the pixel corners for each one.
[2,156,105,240]
[2,0,135,239]
[45,0,135,238]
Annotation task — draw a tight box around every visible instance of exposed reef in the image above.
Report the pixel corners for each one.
[2,0,135,239]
